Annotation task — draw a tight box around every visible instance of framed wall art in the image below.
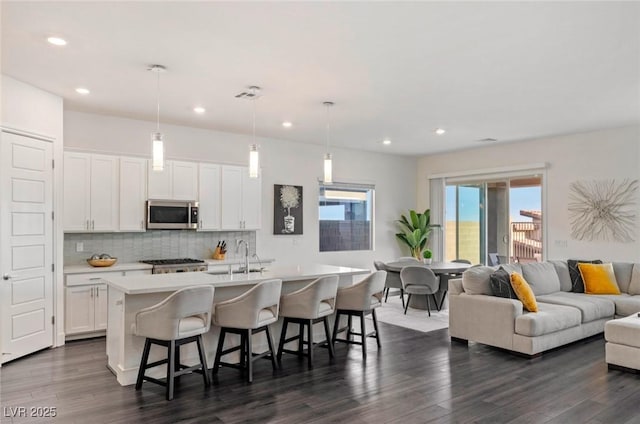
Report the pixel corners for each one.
[274,184,303,235]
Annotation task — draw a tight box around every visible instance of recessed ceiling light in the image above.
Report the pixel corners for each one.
[435,128,446,135]
[282,121,293,128]
[382,139,391,145]
[47,37,67,46]
[193,106,206,114]
[75,87,90,95]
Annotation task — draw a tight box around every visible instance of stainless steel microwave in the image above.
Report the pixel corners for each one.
[146,200,199,230]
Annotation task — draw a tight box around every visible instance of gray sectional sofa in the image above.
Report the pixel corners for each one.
[448,261,640,357]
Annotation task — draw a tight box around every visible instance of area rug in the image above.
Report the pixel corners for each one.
[366,293,449,333]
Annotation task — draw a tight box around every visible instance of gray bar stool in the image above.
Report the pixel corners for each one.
[331,271,386,358]
[276,275,339,367]
[212,279,282,383]
[133,285,215,400]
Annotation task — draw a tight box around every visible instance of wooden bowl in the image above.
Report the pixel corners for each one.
[87,258,117,267]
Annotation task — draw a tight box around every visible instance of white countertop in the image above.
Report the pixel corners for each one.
[103,264,371,295]
[64,257,275,275]
[64,262,154,274]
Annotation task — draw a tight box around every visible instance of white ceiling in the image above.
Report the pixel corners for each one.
[2,1,639,155]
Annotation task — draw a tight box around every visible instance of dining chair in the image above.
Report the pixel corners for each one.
[400,266,440,316]
[373,260,405,308]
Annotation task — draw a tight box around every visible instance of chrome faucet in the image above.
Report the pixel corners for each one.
[236,239,249,274]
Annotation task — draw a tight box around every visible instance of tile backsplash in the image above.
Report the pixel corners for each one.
[64,230,256,265]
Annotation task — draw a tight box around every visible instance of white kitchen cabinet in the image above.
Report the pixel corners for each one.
[221,165,262,230]
[64,152,119,232]
[241,172,262,229]
[147,160,198,200]
[198,163,221,230]
[119,157,147,231]
[65,284,107,335]
[65,268,151,340]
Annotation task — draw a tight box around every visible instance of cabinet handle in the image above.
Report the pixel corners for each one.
[96,288,99,298]
[86,220,89,230]
[90,287,94,298]
[92,220,95,230]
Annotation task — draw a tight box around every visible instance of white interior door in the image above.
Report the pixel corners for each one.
[1,131,54,364]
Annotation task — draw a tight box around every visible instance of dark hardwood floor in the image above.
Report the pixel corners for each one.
[1,322,639,423]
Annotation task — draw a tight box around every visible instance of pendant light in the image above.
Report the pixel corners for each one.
[323,101,334,185]
[149,64,166,171]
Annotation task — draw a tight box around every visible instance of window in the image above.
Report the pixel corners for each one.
[319,183,374,252]
[444,175,543,265]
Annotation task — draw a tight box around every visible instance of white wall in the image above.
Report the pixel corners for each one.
[1,75,65,346]
[417,125,640,262]
[64,110,418,269]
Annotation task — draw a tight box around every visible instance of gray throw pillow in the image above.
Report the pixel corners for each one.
[490,267,517,299]
[568,259,602,293]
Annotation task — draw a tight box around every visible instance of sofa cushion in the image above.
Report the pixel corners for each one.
[521,262,562,295]
[590,294,640,316]
[500,262,522,275]
[490,267,518,299]
[510,273,538,312]
[605,314,640,348]
[568,259,602,292]
[549,260,572,292]
[612,262,634,293]
[628,264,640,295]
[536,292,615,323]
[515,302,582,337]
[462,266,494,295]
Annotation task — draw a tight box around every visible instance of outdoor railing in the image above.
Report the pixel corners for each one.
[511,221,542,262]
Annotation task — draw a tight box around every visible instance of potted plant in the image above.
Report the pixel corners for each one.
[396,209,432,260]
[422,249,433,264]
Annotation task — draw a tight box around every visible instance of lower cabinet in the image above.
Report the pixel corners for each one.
[65,268,151,340]
[65,284,107,335]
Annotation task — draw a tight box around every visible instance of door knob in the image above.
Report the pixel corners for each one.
[2,274,10,280]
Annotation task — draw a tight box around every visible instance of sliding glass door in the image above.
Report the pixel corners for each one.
[445,176,542,265]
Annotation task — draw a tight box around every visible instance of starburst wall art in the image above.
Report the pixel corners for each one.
[568,179,638,243]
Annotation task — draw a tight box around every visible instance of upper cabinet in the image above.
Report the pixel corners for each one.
[148,160,198,201]
[64,152,118,232]
[119,157,147,232]
[220,165,262,230]
[198,163,221,231]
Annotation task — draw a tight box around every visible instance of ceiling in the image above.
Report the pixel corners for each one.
[2,1,639,155]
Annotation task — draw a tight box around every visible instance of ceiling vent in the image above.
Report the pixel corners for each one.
[477,138,498,143]
[235,86,261,100]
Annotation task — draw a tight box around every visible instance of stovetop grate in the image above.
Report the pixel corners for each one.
[140,258,205,266]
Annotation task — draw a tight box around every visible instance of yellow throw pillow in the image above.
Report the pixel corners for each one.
[578,263,620,295]
[510,272,538,312]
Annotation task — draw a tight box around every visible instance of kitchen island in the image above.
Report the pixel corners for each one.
[103,264,371,385]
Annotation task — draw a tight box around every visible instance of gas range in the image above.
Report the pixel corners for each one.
[140,258,207,274]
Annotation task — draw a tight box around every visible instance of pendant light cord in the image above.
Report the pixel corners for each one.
[252,90,256,143]
[156,70,161,132]
[324,101,332,151]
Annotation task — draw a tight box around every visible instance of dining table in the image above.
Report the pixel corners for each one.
[384,260,473,311]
